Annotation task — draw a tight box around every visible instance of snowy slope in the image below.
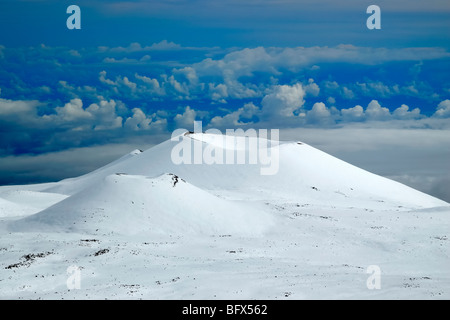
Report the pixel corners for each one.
[0,197,34,218]
[11,173,272,236]
[0,131,449,300]
[0,190,67,218]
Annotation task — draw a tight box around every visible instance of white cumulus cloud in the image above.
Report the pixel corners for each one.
[261,83,305,118]
[209,102,260,128]
[306,102,334,124]
[434,99,450,118]
[392,104,422,120]
[341,105,365,122]
[365,100,391,121]
[174,106,198,129]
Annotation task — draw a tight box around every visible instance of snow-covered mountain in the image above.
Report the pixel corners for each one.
[26,132,450,205]
[0,132,449,299]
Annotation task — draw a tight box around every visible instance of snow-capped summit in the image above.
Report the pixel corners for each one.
[39,132,448,208]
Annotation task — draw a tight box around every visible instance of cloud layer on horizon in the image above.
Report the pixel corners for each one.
[1,42,450,156]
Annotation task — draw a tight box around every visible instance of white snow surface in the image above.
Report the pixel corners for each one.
[0,132,449,299]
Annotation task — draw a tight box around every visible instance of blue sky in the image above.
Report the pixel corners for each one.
[0,0,449,200]
[1,0,449,48]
